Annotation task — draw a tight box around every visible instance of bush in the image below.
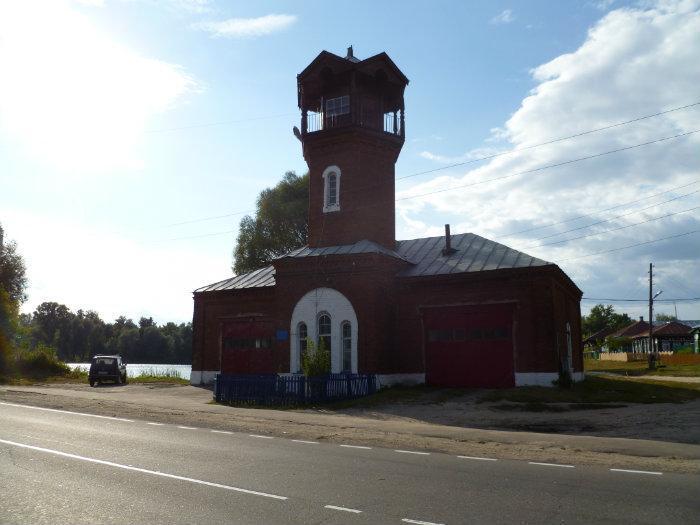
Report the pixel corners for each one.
[674,346,694,355]
[16,344,70,378]
[301,338,331,377]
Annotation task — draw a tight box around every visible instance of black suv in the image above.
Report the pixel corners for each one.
[89,355,127,386]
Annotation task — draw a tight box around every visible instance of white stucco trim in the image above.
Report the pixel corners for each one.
[190,370,219,385]
[376,373,425,388]
[290,287,358,374]
[515,371,585,387]
[321,165,341,213]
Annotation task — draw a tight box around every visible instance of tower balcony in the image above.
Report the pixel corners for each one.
[301,107,405,139]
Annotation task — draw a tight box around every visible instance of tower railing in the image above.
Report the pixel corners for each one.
[302,109,404,138]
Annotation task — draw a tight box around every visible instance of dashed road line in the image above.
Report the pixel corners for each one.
[249,434,274,439]
[458,455,498,461]
[0,402,134,423]
[529,462,575,469]
[146,422,164,426]
[401,518,445,525]
[210,430,233,435]
[610,468,662,476]
[292,439,319,444]
[324,505,362,514]
[340,444,372,450]
[177,426,197,430]
[395,450,430,456]
[0,438,288,500]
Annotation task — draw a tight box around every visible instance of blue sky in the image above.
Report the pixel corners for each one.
[1,0,699,323]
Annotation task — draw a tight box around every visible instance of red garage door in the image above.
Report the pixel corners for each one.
[220,318,274,375]
[424,304,515,388]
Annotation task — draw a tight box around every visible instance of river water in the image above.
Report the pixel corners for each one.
[67,363,192,379]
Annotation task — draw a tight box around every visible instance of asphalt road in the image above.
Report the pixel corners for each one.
[0,401,698,524]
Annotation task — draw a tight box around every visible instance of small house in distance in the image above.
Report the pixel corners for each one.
[191,48,584,388]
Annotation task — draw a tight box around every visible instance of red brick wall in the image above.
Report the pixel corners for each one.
[303,129,402,250]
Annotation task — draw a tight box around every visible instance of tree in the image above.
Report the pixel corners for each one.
[0,225,28,305]
[581,304,632,337]
[232,171,308,274]
[655,313,677,322]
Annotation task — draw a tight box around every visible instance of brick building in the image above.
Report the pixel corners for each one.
[191,48,584,388]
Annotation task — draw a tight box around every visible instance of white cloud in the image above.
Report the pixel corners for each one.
[490,9,515,25]
[0,1,198,172]
[195,14,297,38]
[398,0,700,317]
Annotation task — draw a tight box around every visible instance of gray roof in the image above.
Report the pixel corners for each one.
[277,239,409,261]
[194,265,275,293]
[195,233,551,293]
[396,232,551,278]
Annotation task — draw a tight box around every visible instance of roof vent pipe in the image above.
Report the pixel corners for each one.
[346,45,354,59]
[442,224,456,255]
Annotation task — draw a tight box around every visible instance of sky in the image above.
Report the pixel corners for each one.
[1,0,699,324]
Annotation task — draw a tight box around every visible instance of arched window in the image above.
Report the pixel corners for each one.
[322,166,341,212]
[297,322,307,373]
[341,321,352,372]
[318,313,331,352]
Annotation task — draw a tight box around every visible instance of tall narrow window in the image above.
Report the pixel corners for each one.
[342,321,352,372]
[328,173,337,206]
[297,322,307,373]
[318,313,331,353]
[322,166,341,212]
[325,95,350,117]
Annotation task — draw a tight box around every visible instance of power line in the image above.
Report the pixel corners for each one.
[145,113,297,134]
[395,101,700,181]
[497,180,700,238]
[396,129,700,202]
[557,229,700,262]
[522,203,700,249]
[581,297,700,302]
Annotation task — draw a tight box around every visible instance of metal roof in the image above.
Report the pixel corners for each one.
[195,233,553,293]
[277,239,409,261]
[194,265,275,293]
[396,232,551,278]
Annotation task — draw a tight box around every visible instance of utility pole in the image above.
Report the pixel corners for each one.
[648,263,653,365]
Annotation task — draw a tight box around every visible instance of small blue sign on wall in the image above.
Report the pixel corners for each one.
[276,329,289,341]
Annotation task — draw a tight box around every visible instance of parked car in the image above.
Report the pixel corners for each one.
[89,355,127,386]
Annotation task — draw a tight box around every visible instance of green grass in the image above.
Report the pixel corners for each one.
[585,359,700,377]
[329,384,469,409]
[479,375,700,405]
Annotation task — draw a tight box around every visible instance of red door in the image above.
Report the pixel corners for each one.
[220,319,274,375]
[424,304,515,388]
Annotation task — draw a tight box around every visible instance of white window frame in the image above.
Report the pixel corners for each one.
[322,165,341,213]
[325,95,350,117]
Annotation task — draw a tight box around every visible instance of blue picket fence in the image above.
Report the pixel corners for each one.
[214,373,378,406]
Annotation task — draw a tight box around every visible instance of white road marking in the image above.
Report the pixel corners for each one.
[292,439,318,444]
[147,422,164,426]
[401,518,445,525]
[395,449,430,456]
[0,402,134,423]
[340,444,372,450]
[0,438,288,500]
[458,456,498,461]
[324,505,362,514]
[177,426,197,430]
[529,462,575,468]
[610,468,663,476]
[210,430,233,435]
[249,434,274,439]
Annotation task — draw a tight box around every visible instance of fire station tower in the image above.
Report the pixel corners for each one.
[296,47,409,250]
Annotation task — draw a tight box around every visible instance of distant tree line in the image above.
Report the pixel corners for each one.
[15,302,192,364]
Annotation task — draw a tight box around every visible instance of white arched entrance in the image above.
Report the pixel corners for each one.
[290,287,358,374]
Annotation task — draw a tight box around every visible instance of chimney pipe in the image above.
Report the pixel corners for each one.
[442,224,456,255]
[347,45,354,58]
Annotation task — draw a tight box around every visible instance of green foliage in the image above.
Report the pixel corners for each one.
[233,171,309,274]
[16,344,70,378]
[301,338,331,377]
[0,288,17,379]
[0,226,28,305]
[655,312,677,322]
[674,345,693,355]
[581,304,632,338]
[604,335,633,352]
